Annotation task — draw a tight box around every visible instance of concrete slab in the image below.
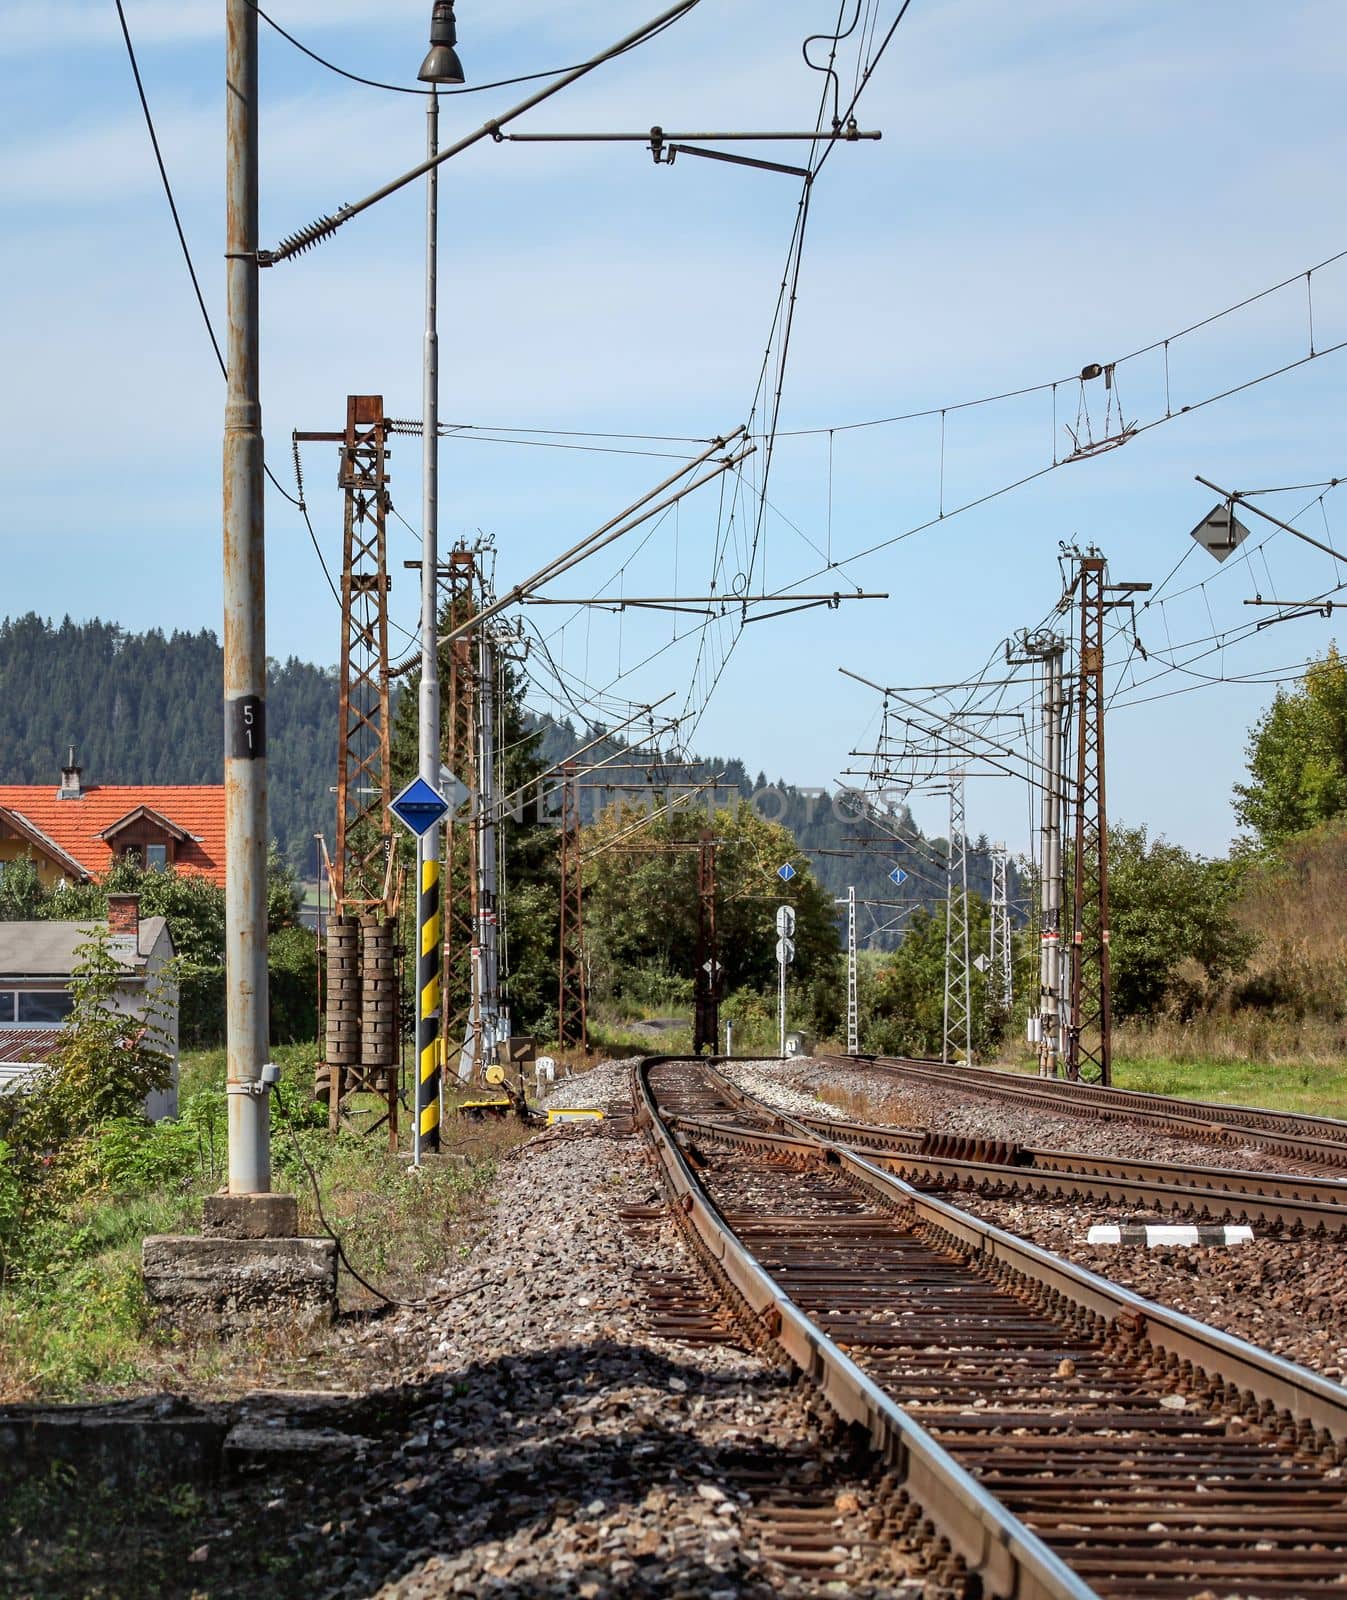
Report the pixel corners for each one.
[202,1192,300,1238]
[142,1233,337,1335]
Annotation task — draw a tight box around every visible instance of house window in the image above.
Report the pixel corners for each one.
[0,992,14,1022]
[15,991,74,1025]
[146,844,168,871]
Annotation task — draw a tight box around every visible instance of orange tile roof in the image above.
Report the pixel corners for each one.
[0,786,226,886]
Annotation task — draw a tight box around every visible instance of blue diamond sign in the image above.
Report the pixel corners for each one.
[889,866,909,887]
[777,861,797,883]
[389,775,451,838]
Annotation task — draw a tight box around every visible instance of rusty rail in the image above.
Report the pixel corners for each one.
[635,1058,1094,1600]
[639,1057,1347,1598]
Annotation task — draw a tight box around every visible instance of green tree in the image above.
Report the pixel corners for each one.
[1106,824,1255,1018]
[0,853,45,919]
[864,895,1004,1058]
[1234,645,1347,844]
[582,798,839,1007]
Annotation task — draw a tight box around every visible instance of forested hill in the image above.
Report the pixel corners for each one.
[0,615,334,875]
[0,617,1023,937]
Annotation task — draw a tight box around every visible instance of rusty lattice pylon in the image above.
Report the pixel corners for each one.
[302,395,399,1143]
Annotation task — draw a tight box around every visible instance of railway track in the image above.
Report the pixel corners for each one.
[638,1056,1347,1599]
[817,1054,1347,1170]
[693,1081,1347,1236]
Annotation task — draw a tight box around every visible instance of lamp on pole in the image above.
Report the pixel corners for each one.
[412,4,464,1163]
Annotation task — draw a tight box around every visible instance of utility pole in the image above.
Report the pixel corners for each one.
[223,0,270,1194]
[415,84,443,1156]
[414,5,465,1148]
[942,775,972,1064]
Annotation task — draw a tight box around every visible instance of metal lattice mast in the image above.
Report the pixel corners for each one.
[332,396,394,913]
[475,629,502,1064]
[557,761,589,1051]
[846,884,859,1055]
[942,775,972,1064]
[1038,635,1067,1076]
[442,550,480,1083]
[312,395,398,1145]
[990,844,1013,1013]
[1067,552,1112,1085]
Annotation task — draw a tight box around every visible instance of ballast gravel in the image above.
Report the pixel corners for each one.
[723,1058,1347,1382]
[262,1059,932,1599]
[735,1056,1333,1175]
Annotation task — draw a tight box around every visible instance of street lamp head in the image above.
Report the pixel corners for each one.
[418,2,465,84]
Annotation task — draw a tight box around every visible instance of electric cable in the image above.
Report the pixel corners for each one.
[272,1079,511,1311]
[251,0,696,100]
[113,0,336,558]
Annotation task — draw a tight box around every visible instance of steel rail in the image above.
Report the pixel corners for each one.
[693,1071,1347,1218]
[821,1054,1347,1168]
[686,1061,1347,1443]
[670,1113,1347,1236]
[634,1057,1097,1600]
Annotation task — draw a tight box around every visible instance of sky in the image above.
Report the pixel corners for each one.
[4,0,1346,864]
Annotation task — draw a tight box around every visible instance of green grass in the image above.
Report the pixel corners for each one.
[0,1042,526,1403]
[1110,1054,1347,1117]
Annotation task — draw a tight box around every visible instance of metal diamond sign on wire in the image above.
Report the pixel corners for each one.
[1190,502,1250,563]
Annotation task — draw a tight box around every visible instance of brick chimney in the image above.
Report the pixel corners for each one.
[107,893,140,946]
[58,744,84,800]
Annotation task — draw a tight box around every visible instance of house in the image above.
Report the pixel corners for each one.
[0,893,179,1120]
[0,749,225,890]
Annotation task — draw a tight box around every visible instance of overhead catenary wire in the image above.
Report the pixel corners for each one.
[248,0,691,100]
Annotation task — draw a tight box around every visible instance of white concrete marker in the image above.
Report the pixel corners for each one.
[1087,1223,1255,1248]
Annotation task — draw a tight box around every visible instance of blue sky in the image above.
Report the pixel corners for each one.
[4,0,1345,860]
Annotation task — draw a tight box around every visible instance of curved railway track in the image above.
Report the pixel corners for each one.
[637,1056,1347,1600]
[817,1054,1347,1170]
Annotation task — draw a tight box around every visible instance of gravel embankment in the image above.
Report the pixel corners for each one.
[272,1060,931,1598]
[722,1058,1347,1381]
[741,1057,1332,1174]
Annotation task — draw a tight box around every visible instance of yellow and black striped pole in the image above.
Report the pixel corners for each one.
[415,845,442,1156]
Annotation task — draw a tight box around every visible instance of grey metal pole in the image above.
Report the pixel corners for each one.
[414,87,443,1159]
[778,954,786,1059]
[1040,644,1064,1077]
[223,0,270,1194]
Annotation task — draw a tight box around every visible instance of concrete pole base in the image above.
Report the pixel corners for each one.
[143,1195,337,1336]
